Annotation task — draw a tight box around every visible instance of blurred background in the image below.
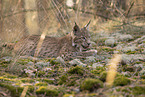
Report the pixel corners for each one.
[0,0,145,42]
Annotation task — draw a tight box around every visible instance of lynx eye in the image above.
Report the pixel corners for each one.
[81,37,86,39]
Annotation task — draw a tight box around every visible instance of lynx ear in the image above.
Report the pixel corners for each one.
[84,20,91,29]
[73,22,80,35]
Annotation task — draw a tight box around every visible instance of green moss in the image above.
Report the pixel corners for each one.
[91,67,106,75]
[123,66,135,72]
[99,71,107,82]
[36,86,58,96]
[66,76,77,86]
[114,76,131,86]
[121,86,145,96]
[138,79,145,84]
[132,86,145,95]
[87,93,98,97]
[42,78,54,84]
[0,59,11,64]
[141,75,145,79]
[35,82,48,86]
[102,47,114,51]
[91,70,100,75]
[80,78,103,92]
[63,94,74,97]
[17,58,32,65]
[36,71,46,77]
[68,66,85,75]
[58,74,68,85]
[0,83,24,97]
[21,78,35,83]
[28,85,35,92]
[58,74,78,86]
[4,74,17,78]
[0,77,16,82]
[126,50,137,54]
[135,61,142,64]
[49,58,59,65]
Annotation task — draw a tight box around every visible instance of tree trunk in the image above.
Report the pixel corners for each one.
[0,0,3,35]
[24,0,39,35]
[1,0,25,42]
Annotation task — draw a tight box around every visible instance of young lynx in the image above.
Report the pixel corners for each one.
[14,21,97,60]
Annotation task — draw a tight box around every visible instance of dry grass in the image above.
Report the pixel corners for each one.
[106,54,122,87]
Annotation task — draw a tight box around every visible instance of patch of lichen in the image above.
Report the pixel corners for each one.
[80,78,103,92]
[114,75,131,86]
[36,86,59,96]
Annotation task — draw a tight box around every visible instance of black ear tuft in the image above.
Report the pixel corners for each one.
[73,22,80,35]
[85,20,91,28]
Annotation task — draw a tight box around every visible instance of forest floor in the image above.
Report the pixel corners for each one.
[0,18,145,97]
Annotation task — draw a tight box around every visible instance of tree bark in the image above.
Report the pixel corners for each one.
[24,0,39,35]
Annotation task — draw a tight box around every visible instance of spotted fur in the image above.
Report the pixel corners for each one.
[14,21,93,60]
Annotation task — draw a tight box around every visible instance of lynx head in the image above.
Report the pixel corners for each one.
[71,20,91,52]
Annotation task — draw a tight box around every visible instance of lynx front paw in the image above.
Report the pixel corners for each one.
[81,49,97,57]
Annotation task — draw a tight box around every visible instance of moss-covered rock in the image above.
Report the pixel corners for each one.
[68,66,85,75]
[49,58,59,65]
[80,78,103,92]
[69,59,87,67]
[58,74,79,86]
[36,86,59,96]
[105,38,116,47]
[114,76,131,86]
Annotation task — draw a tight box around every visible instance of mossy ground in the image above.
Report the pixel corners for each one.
[0,18,145,97]
[0,56,144,97]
